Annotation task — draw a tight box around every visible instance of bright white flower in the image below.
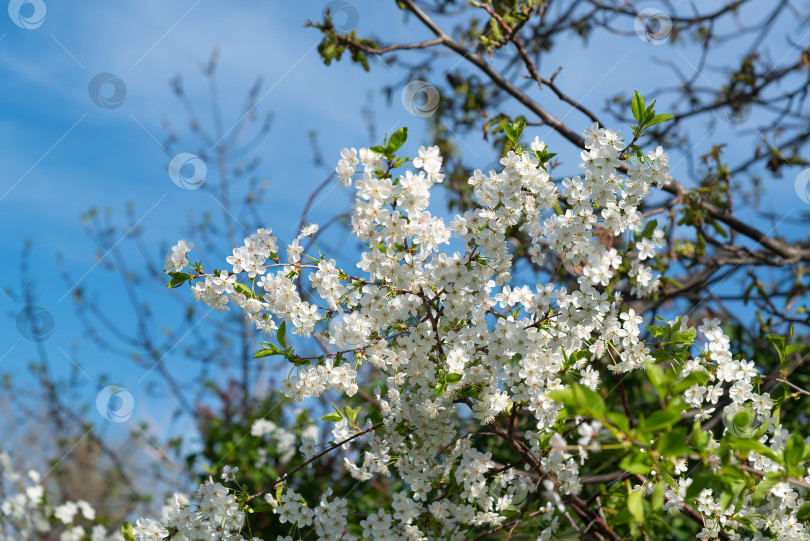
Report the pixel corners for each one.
[221,465,239,482]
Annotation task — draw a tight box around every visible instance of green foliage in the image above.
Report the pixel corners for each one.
[121,522,135,541]
[627,487,644,524]
[502,118,526,147]
[548,384,607,418]
[310,11,377,72]
[277,321,287,349]
[629,90,675,133]
[658,428,691,457]
[370,127,409,161]
[166,271,191,289]
[625,90,675,159]
[642,408,680,432]
[182,390,386,538]
[783,432,806,475]
[767,326,806,367]
[620,451,652,475]
[634,219,658,242]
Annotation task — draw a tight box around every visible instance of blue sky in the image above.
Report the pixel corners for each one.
[1,1,808,443]
[0,1,428,443]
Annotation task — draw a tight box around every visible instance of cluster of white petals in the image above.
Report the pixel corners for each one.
[154,124,809,540]
[0,452,118,541]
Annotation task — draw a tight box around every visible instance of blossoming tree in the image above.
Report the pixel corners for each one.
[139,112,810,540]
[4,2,809,540]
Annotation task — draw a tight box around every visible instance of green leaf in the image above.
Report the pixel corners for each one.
[766,334,787,363]
[488,17,503,41]
[733,482,747,514]
[503,119,526,145]
[726,405,770,440]
[646,325,667,340]
[644,362,668,397]
[536,150,557,165]
[658,428,691,457]
[727,436,780,462]
[277,320,287,349]
[783,433,806,472]
[706,217,728,238]
[620,451,652,475]
[512,118,526,141]
[343,405,361,424]
[631,91,645,123]
[387,127,408,153]
[446,373,463,384]
[254,344,284,358]
[646,113,675,127]
[627,489,644,524]
[752,475,780,502]
[766,330,805,368]
[669,328,697,345]
[691,420,708,452]
[167,272,190,289]
[797,503,810,520]
[734,408,753,428]
[639,219,658,240]
[607,411,630,433]
[672,370,709,394]
[234,282,258,299]
[643,409,681,432]
[503,122,516,143]
[548,384,607,419]
[121,522,136,541]
[643,102,656,124]
[321,412,342,422]
[785,343,805,358]
[651,482,664,510]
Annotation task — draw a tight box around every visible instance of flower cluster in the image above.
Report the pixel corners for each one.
[130,469,266,541]
[0,452,118,541]
[250,419,300,465]
[155,124,809,540]
[164,240,194,274]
